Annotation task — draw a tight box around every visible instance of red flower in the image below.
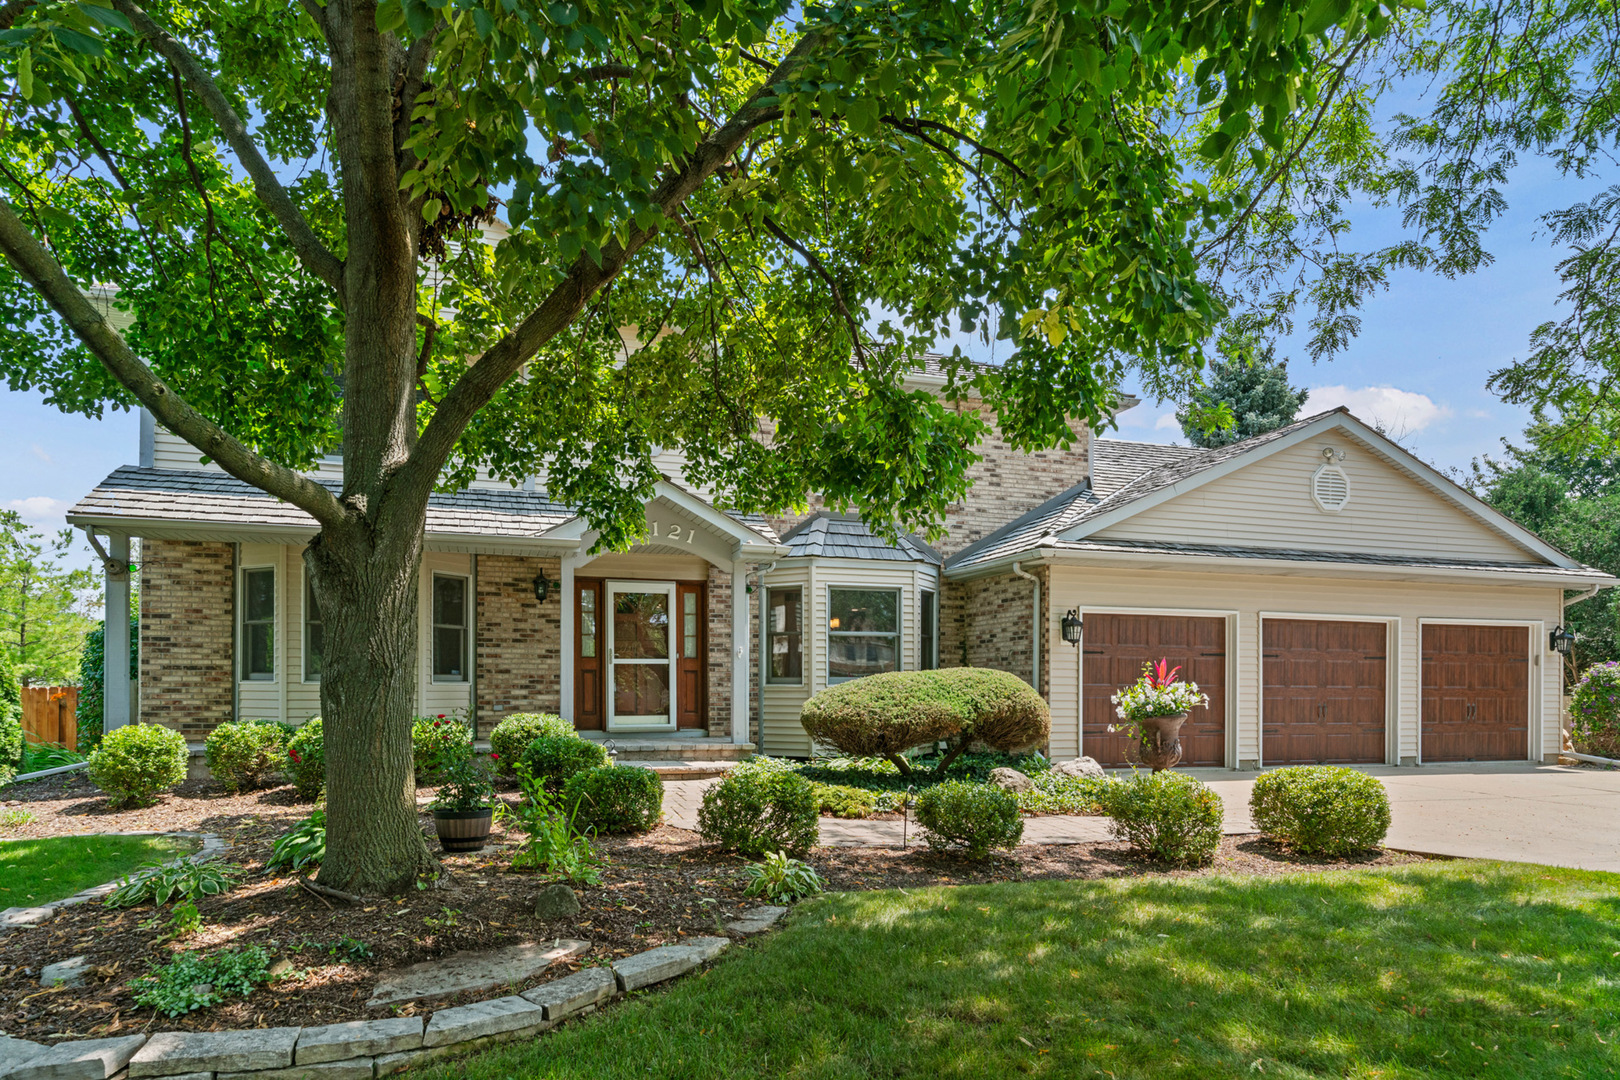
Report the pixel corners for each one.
[490,753,500,760]
[289,748,302,764]
[433,720,442,727]
[436,714,446,719]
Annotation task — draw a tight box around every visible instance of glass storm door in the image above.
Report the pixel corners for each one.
[607,582,676,730]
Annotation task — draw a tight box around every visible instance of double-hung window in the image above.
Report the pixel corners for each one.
[240,567,275,680]
[432,574,468,681]
[304,575,323,681]
[827,587,899,682]
[920,588,938,670]
[766,587,803,684]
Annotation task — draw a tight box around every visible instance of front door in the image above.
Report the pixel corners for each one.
[607,581,677,731]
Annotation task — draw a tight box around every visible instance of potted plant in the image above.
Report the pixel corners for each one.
[1109,659,1210,772]
[430,758,496,852]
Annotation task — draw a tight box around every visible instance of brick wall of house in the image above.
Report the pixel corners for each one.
[706,564,734,738]
[940,567,1046,688]
[139,539,234,738]
[475,555,562,737]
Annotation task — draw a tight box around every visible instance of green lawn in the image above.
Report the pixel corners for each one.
[420,862,1620,1079]
[0,834,197,906]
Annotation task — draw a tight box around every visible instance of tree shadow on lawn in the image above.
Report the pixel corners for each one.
[419,861,1620,1080]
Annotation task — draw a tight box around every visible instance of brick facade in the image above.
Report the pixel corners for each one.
[475,555,562,737]
[706,564,734,738]
[940,567,1047,690]
[139,539,235,738]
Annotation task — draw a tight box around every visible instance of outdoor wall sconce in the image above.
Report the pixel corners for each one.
[1061,609,1084,645]
[1549,625,1575,656]
[532,571,552,602]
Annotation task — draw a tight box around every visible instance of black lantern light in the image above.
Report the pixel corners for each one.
[532,570,552,602]
[1061,608,1084,646]
[1549,625,1575,656]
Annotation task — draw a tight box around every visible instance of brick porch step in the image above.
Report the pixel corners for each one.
[578,736,754,764]
[642,760,742,781]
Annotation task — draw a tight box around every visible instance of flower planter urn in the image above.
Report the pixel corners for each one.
[432,807,493,853]
[1137,713,1187,772]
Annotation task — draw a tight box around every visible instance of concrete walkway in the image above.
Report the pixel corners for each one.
[664,762,1620,871]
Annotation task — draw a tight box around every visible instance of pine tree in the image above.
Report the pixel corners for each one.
[1177,333,1310,449]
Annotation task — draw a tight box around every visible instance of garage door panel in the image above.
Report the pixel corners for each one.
[1262,618,1386,766]
[1082,614,1225,768]
[1420,624,1529,762]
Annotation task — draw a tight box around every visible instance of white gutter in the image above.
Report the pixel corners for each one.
[1011,561,1041,694]
[753,560,779,754]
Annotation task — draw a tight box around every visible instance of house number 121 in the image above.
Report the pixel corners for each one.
[648,521,694,544]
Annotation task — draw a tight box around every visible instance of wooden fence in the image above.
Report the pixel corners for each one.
[21,686,78,750]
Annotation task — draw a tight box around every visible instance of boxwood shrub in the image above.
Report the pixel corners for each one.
[564,765,662,833]
[204,720,290,793]
[1097,771,1223,866]
[799,667,1050,775]
[915,780,1024,859]
[697,769,819,856]
[1249,765,1391,856]
[286,719,324,802]
[1571,661,1620,758]
[521,734,609,790]
[489,713,574,775]
[87,723,189,808]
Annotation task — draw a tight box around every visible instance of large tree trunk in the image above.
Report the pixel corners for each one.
[309,519,437,894]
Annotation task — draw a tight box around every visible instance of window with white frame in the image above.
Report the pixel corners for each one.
[767,587,803,684]
[828,587,899,682]
[304,574,323,681]
[240,566,275,680]
[920,588,938,670]
[432,574,468,681]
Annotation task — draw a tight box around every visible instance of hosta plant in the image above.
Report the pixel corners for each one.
[105,859,235,908]
[742,851,823,903]
[268,810,326,872]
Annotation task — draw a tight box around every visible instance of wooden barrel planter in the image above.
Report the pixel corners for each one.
[432,808,493,853]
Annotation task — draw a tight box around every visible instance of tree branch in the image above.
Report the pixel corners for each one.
[761,215,868,365]
[0,0,33,30]
[0,197,350,530]
[397,29,832,501]
[110,0,346,296]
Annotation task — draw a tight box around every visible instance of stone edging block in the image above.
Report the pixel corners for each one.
[130,1028,300,1078]
[218,1058,376,1080]
[518,966,616,1021]
[294,1019,422,1065]
[1,1035,146,1080]
[422,996,548,1048]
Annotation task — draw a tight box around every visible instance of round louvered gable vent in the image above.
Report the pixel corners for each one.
[1312,464,1351,513]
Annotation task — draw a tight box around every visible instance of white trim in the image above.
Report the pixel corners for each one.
[1074,605,1240,769]
[605,579,679,732]
[1255,612,1400,768]
[103,533,132,734]
[559,552,586,722]
[1414,618,1542,765]
[238,563,278,684]
[1310,463,1351,513]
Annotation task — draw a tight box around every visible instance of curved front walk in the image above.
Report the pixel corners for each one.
[663,762,1620,872]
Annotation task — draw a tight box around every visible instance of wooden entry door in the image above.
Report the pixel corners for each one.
[1082,613,1227,767]
[575,578,707,731]
[1262,619,1387,765]
[1421,624,1530,762]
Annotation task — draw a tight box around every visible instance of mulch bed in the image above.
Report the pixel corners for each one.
[0,772,1426,1040]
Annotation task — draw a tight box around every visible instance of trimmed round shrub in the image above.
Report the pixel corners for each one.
[1571,660,1620,758]
[564,766,663,833]
[489,713,574,776]
[87,723,189,808]
[520,734,609,790]
[412,715,473,782]
[915,780,1023,858]
[1249,766,1391,856]
[697,769,819,856]
[799,667,1050,770]
[1097,771,1223,866]
[286,719,324,802]
[205,720,290,793]
[0,647,20,785]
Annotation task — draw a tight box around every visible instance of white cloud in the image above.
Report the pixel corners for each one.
[7,496,72,528]
[30,443,51,464]
[1154,412,1181,431]
[1305,385,1452,436]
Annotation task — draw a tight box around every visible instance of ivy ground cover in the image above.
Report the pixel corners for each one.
[418,861,1619,1079]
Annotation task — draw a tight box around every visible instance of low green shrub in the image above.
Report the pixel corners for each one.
[0,648,21,785]
[1018,773,1115,815]
[521,734,609,790]
[697,769,819,856]
[489,713,574,775]
[563,765,662,834]
[507,766,603,884]
[267,810,326,872]
[1571,661,1620,757]
[811,781,878,818]
[286,719,324,802]
[204,721,289,793]
[743,851,823,902]
[87,723,189,808]
[1249,766,1391,856]
[1097,771,1223,866]
[130,946,273,1017]
[413,715,473,782]
[799,667,1050,777]
[915,780,1024,859]
[105,859,235,908]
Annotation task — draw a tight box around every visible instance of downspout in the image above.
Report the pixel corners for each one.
[753,560,778,755]
[1011,561,1040,694]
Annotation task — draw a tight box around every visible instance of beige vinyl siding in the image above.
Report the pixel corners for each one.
[287,549,321,723]
[1095,433,1535,563]
[1043,565,1564,765]
[760,564,814,756]
[579,553,710,580]
[236,543,283,721]
[420,551,475,718]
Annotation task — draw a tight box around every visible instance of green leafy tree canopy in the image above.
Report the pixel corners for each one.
[1177,330,1309,447]
[0,511,99,686]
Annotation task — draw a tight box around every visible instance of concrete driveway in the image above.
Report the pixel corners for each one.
[1194,762,1620,873]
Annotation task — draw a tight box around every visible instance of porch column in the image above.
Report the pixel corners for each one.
[559,551,585,722]
[730,557,750,745]
[104,533,133,734]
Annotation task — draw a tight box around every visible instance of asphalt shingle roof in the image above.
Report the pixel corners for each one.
[780,512,942,565]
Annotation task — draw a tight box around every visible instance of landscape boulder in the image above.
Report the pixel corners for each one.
[1050,756,1105,780]
[988,767,1033,793]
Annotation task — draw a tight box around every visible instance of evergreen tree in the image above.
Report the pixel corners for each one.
[1177,334,1310,448]
[0,513,99,686]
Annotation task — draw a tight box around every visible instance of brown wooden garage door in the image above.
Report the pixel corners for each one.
[1421,624,1530,762]
[1082,614,1225,767]
[1262,619,1387,765]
